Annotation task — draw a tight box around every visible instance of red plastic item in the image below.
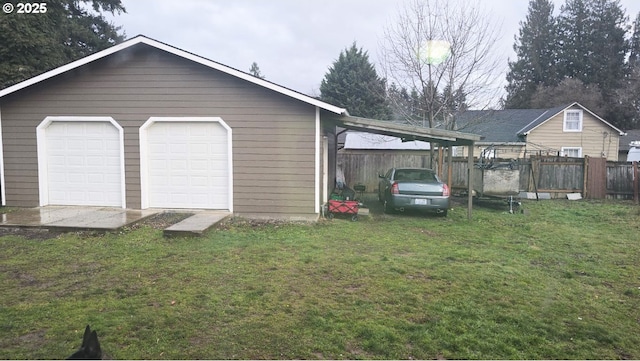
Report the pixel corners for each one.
[328,200,359,214]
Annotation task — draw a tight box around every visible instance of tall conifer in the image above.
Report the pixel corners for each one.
[320,43,391,119]
[504,0,558,108]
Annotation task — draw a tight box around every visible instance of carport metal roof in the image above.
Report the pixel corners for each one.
[328,115,481,145]
[325,115,481,220]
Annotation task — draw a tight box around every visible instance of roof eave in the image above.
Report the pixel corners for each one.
[519,102,625,136]
[0,35,347,115]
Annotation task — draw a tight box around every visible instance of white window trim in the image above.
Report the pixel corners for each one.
[561,146,582,158]
[139,117,233,211]
[563,109,583,132]
[36,116,126,208]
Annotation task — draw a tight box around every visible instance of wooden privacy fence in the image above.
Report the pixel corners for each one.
[338,151,639,201]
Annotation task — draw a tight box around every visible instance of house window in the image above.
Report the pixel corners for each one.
[563,110,583,132]
[561,147,582,158]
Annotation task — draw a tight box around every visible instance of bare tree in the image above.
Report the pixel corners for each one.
[530,78,605,114]
[379,0,504,130]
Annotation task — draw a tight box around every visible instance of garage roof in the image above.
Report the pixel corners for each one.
[0,35,348,116]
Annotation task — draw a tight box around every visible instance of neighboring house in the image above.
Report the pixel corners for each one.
[454,102,625,161]
[618,129,640,161]
[0,35,349,220]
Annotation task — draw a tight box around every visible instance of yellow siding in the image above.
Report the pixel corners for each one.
[455,144,525,159]
[526,106,619,161]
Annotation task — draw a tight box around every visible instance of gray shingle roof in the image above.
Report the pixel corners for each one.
[455,103,573,143]
[619,129,640,151]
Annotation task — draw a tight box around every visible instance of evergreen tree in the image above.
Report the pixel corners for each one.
[0,0,126,89]
[387,83,415,121]
[320,43,391,120]
[556,0,591,82]
[586,0,628,94]
[614,12,640,130]
[504,0,558,108]
[249,62,265,79]
[557,0,628,93]
[629,12,640,67]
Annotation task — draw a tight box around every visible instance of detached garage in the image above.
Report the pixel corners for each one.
[0,35,347,219]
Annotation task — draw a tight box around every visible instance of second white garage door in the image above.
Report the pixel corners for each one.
[141,118,232,210]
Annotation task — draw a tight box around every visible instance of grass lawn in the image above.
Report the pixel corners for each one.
[1,197,639,359]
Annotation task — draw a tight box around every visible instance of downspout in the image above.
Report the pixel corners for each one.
[315,106,321,215]
[0,106,5,206]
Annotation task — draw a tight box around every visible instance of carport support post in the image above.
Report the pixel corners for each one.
[467,142,474,220]
[634,161,638,205]
[447,145,453,192]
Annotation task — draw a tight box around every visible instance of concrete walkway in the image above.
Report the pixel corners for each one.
[0,206,158,231]
[0,206,231,235]
[163,211,231,237]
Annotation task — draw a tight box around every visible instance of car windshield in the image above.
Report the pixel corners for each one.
[394,170,437,182]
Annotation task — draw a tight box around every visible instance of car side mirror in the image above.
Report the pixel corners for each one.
[378,173,385,178]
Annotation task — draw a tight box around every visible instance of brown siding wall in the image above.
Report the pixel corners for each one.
[0,45,318,217]
[526,106,620,161]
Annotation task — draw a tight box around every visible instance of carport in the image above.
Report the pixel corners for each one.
[324,115,482,220]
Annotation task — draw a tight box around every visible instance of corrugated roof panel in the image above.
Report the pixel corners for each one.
[344,132,431,150]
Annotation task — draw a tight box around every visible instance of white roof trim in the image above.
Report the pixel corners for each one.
[475,142,526,146]
[520,102,625,136]
[517,109,554,135]
[0,35,348,115]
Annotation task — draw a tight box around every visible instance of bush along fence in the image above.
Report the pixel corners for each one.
[338,152,639,202]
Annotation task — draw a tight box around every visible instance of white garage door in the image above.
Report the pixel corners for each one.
[144,120,230,209]
[41,120,124,207]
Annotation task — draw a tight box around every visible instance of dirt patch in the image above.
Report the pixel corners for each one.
[0,227,60,240]
[0,329,47,350]
[129,212,193,230]
[215,216,307,230]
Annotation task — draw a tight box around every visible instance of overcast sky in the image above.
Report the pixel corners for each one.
[108,0,640,100]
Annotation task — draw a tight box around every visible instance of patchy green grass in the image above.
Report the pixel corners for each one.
[1,198,639,359]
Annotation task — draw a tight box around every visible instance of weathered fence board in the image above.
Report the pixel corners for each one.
[607,162,635,199]
[338,151,637,200]
[338,151,431,193]
[586,157,607,199]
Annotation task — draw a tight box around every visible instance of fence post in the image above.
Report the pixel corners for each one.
[583,156,589,199]
[529,156,539,200]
